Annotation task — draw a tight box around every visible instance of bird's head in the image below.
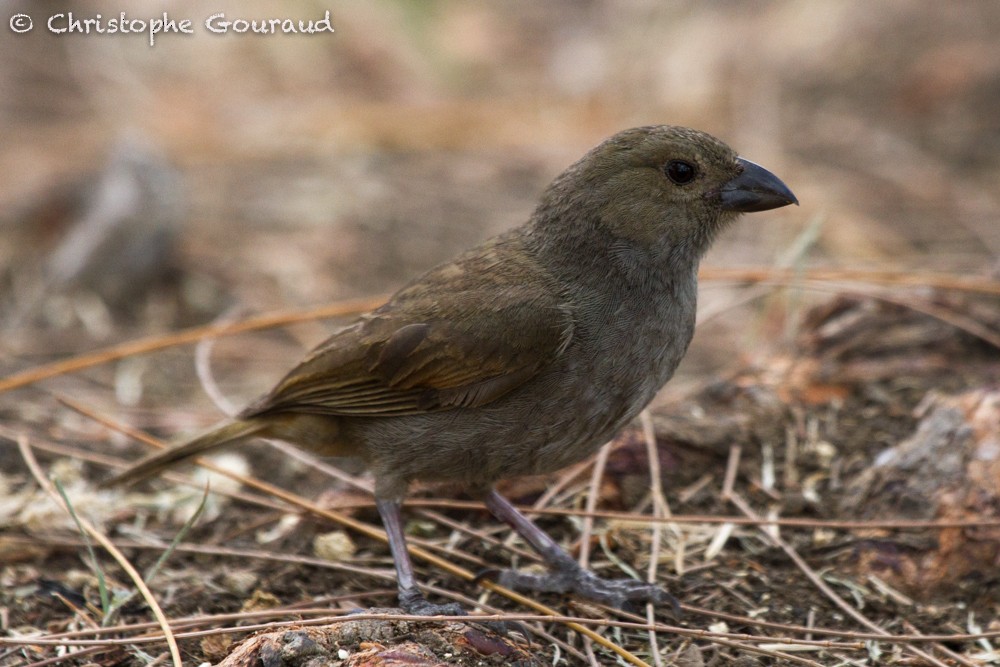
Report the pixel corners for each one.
[535,125,797,262]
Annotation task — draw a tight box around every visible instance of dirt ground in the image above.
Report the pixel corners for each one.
[2,2,999,665]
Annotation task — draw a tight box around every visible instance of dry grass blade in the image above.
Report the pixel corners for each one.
[699,267,1000,296]
[51,478,111,615]
[579,440,612,569]
[863,289,1000,350]
[578,439,613,667]
[0,296,387,394]
[293,497,1000,530]
[9,606,1000,649]
[640,410,669,667]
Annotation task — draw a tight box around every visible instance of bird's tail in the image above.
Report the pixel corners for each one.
[103,419,267,488]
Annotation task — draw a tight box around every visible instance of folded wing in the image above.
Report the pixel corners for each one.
[242,286,573,419]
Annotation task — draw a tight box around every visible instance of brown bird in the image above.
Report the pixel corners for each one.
[109,126,797,615]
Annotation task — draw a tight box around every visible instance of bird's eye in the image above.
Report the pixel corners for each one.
[664,160,697,185]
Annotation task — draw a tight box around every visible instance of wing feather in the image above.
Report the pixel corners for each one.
[241,268,573,420]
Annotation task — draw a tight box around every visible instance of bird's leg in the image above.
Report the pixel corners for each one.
[375,497,466,616]
[483,489,680,615]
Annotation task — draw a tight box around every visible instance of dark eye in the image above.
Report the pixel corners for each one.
[664,160,697,185]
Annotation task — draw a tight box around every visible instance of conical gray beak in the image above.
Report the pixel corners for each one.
[719,158,798,212]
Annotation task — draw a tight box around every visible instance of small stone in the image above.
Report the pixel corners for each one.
[313,530,356,562]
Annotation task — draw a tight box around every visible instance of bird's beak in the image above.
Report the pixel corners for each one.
[719,158,798,212]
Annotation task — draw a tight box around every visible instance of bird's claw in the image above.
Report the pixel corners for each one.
[398,588,467,617]
[398,588,522,637]
[492,566,681,617]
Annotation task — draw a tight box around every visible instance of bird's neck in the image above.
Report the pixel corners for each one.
[523,211,702,299]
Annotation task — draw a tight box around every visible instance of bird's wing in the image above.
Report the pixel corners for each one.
[241,287,574,418]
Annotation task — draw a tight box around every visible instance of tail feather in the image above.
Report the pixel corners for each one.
[104,419,267,488]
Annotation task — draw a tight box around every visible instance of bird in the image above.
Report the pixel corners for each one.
[108,125,797,616]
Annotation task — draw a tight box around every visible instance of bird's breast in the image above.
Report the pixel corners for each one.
[515,271,698,474]
[582,274,696,413]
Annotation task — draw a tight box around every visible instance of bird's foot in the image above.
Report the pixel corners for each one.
[398,588,523,637]
[398,588,466,617]
[489,565,680,616]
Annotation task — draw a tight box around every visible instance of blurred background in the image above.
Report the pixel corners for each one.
[1,0,998,403]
